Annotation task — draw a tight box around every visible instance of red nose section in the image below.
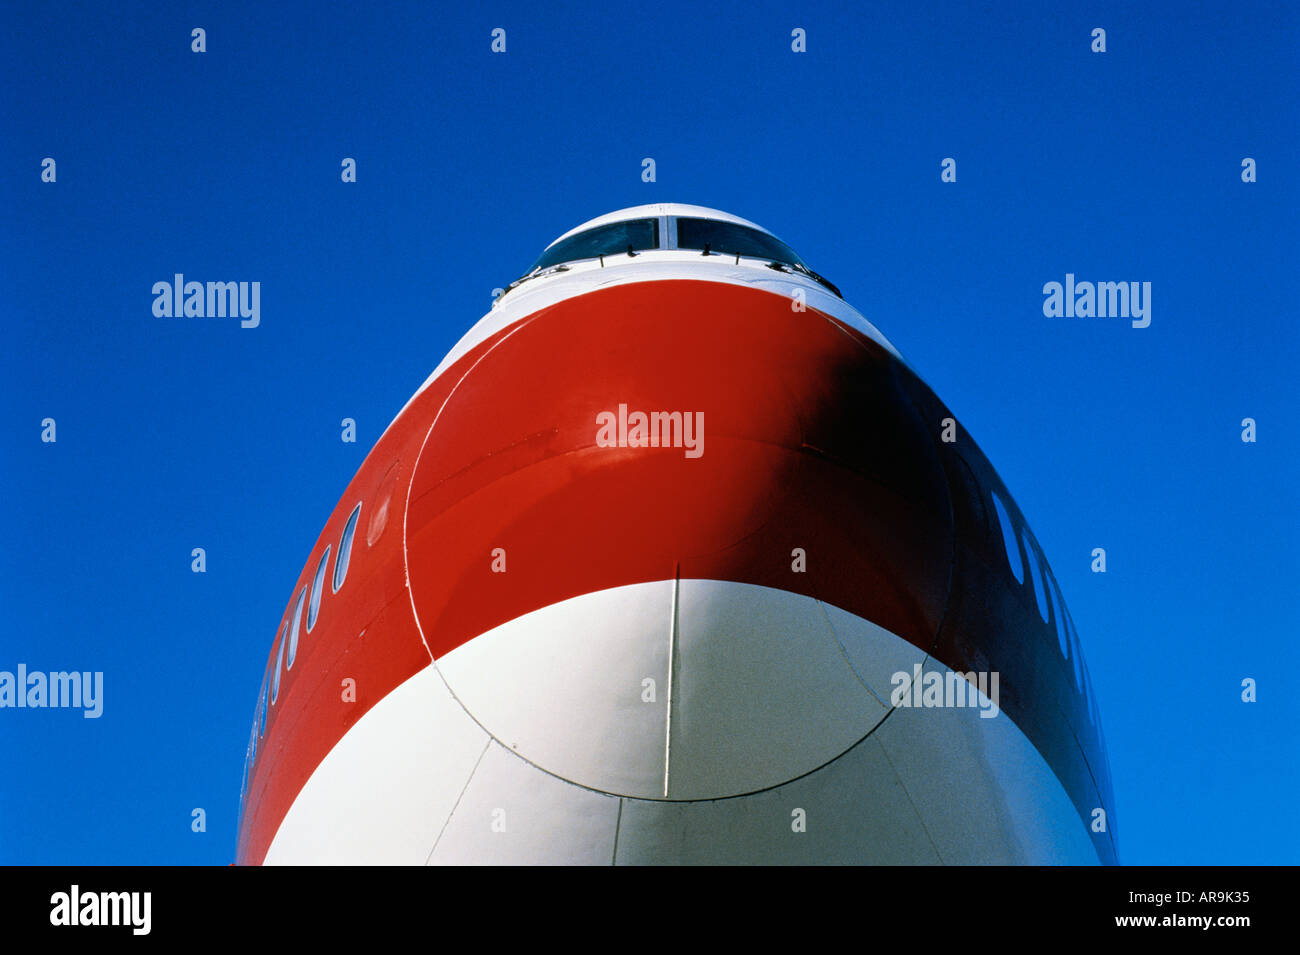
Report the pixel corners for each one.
[405,280,953,662]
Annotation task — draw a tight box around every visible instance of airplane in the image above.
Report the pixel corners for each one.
[235,202,1117,864]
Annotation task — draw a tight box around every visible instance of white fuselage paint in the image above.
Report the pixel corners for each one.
[263,580,1100,865]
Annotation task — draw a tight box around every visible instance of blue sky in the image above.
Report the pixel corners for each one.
[1,1,1296,864]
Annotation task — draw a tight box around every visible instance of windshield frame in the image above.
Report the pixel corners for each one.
[503,213,841,301]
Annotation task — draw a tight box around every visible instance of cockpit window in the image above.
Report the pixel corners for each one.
[531,218,659,271]
[675,217,807,268]
[500,212,842,302]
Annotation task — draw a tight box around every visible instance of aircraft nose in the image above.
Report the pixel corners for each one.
[404,278,954,799]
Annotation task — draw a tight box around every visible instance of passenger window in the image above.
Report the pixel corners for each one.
[990,492,1024,584]
[258,678,267,738]
[271,621,287,704]
[1049,578,1070,658]
[286,587,307,671]
[1067,615,1085,692]
[1022,531,1051,624]
[333,504,361,593]
[307,546,331,632]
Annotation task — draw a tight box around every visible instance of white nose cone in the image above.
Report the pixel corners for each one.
[434,578,927,800]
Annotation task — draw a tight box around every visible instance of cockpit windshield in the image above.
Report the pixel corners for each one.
[674,217,808,269]
[531,217,659,271]
[506,210,841,300]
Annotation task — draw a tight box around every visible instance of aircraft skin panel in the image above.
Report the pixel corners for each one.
[873,663,1100,865]
[427,741,622,866]
[665,578,892,800]
[259,582,1097,865]
[262,664,488,866]
[613,734,946,866]
[433,580,677,800]
[433,579,897,803]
